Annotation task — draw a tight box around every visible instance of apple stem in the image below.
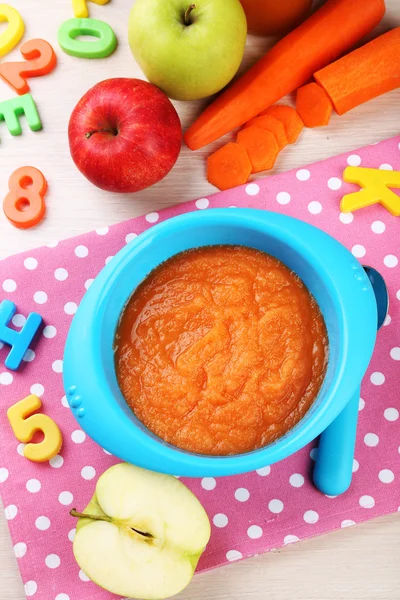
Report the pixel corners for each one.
[70,509,113,523]
[85,128,118,139]
[70,509,153,539]
[184,3,196,26]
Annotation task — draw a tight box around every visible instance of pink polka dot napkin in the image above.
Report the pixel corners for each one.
[0,136,399,600]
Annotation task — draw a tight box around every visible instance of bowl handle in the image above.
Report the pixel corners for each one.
[313,388,360,496]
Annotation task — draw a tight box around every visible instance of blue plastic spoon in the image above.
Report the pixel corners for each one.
[313,266,389,496]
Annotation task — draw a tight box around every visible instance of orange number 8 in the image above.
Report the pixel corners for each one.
[7,395,63,462]
[3,166,47,229]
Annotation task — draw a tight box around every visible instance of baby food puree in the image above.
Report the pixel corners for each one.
[115,246,327,456]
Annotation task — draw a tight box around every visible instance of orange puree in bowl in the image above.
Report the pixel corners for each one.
[115,246,327,456]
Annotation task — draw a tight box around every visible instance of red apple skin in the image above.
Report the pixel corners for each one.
[68,78,182,193]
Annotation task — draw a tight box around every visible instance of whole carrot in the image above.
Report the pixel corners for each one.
[314,27,400,115]
[184,0,385,150]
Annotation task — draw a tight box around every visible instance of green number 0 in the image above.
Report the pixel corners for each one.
[58,18,117,59]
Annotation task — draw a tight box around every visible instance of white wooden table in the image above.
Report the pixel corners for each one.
[1,2,400,599]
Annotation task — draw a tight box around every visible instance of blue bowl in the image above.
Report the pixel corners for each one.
[63,209,377,476]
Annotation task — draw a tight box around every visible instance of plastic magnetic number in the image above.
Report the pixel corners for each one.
[3,166,47,229]
[341,166,400,217]
[7,395,63,463]
[0,300,42,370]
[0,39,57,95]
[0,4,24,58]
[58,18,117,58]
[72,0,111,19]
[0,93,42,136]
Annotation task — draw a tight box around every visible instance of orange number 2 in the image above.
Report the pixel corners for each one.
[0,39,57,95]
[3,166,47,229]
[7,395,63,463]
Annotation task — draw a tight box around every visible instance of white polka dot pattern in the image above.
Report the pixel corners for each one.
[235,488,250,502]
[24,581,37,596]
[289,474,304,488]
[0,136,399,592]
[45,553,61,569]
[213,513,228,528]
[43,325,56,338]
[0,372,13,385]
[0,468,9,483]
[268,499,284,514]
[347,154,361,167]
[35,516,50,531]
[296,169,310,181]
[12,314,26,327]
[352,244,366,258]
[201,478,216,490]
[371,221,385,234]
[247,525,263,539]
[359,495,375,508]
[75,245,88,258]
[14,542,27,558]
[195,198,209,209]
[284,535,300,545]
[226,550,243,561]
[339,212,353,224]
[24,257,38,270]
[276,191,291,205]
[145,212,159,223]
[30,383,44,396]
[308,201,322,215]
[54,268,68,281]
[379,469,394,483]
[26,479,41,493]
[33,291,47,304]
[327,177,342,191]
[245,183,260,196]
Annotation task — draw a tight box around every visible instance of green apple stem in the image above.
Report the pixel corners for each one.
[184,3,196,26]
[85,128,118,139]
[70,509,153,538]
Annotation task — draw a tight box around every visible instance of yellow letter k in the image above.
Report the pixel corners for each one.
[341,166,400,217]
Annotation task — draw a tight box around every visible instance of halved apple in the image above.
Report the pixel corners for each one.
[71,463,211,600]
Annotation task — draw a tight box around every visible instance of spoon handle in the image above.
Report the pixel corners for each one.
[313,388,360,496]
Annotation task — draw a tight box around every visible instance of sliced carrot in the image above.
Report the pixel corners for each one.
[296,82,333,127]
[184,0,385,149]
[261,105,304,144]
[314,27,400,115]
[237,126,280,173]
[243,115,288,150]
[207,142,252,191]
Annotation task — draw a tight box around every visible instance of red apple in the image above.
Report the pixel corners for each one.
[68,78,182,193]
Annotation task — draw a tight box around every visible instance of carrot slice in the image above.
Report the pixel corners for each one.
[296,82,333,127]
[184,0,385,149]
[261,105,304,143]
[314,27,400,115]
[207,142,252,191]
[244,115,288,150]
[237,126,280,173]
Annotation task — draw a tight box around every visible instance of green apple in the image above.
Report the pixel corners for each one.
[70,463,211,600]
[128,0,247,101]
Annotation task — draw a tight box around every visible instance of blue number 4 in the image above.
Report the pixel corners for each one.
[0,300,42,370]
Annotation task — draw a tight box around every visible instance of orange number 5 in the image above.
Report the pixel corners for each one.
[7,395,63,462]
